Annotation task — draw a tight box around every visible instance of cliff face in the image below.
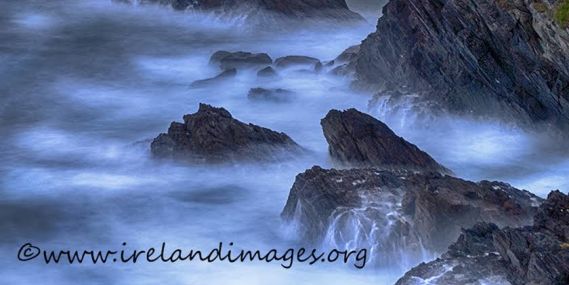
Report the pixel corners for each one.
[354,0,569,128]
[116,0,363,21]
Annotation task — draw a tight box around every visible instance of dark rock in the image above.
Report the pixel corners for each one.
[113,0,364,22]
[334,44,360,64]
[353,0,569,129]
[396,191,569,285]
[534,190,569,239]
[281,166,540,266]
[314,61,323,73]
[274,55,321,69]
[257,66,278,78]
[151,103,302,162]
[190,68,237,88]
[247,88,295,102]
[396,223,511,285]
[321,108,450,174]
[209,51,272,71]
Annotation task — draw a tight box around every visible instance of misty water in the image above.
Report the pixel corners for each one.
[1,1,568,284]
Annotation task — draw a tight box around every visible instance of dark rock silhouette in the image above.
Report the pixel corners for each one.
[209,51,272,71]
[257,66,278,78]
[396,191,569,285]
[275,55,321,69]
[247,88,295,102]
[190,68,237,88]
[353,0,569,129]
[321,108,450,174]
[151,104,302,162]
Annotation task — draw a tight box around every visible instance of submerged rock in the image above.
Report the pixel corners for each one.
[396,191,569,285]
[151,103,302,162]
[281,166,540,267]
[274,55,321,69]
[321,108,450,174]
[247,88,295,102]
[353,0,569,129]
[190,68,237,88]
[257,66,278,78]
[209,51,272,71]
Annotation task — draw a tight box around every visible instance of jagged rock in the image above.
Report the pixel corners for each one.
[396,223,511,285]
[274,55,321,69]
[321,108,450,174]
[209,51,272,71]
[353,0,569,129]
[534,190,569,239]
[247,88,295,102]
[396,191,569,285]
[113,0,364,22]
[257,66,278,78]
[493,191,569,285]
[151,103,302,162]
[281,166,540,267]
[190,68,237,88]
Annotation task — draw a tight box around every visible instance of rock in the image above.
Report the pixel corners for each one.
[257,66,278,78]
[274,55,321,69]
[113,0,364,22]
[209,51,272,71]
[281,166,540,267]
[190,68,237,88]
[334,44,360,64]
[353,0,569,129]
[534,190,569,239]
[396,191,569,285]
[247,88,295,102]
[151,103,303,162]
[396,223,511,285]
[321,108,450,174]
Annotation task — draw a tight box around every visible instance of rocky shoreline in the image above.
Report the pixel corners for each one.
[350,0,569,130]
[129,1,569,283]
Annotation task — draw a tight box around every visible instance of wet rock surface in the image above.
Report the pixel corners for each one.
[281,166,540,266]
[209,51,272,71]
[321,108,450,174]
[397,191,569,285]
[151,103,302,162]
[353,0,569,129]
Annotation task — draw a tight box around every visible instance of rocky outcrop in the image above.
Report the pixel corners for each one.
[190,68,237,88]
[281,166,540,267]
[353,0,569,129]
[114,0,363,22]
[274,55,321,69]
[209,51,272,71]
[334,44,360,64]
[247,88,295,102]
[321,108,450,174]
[257,66,278,78]
[396,191,569,285]
[151,103,302,162]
